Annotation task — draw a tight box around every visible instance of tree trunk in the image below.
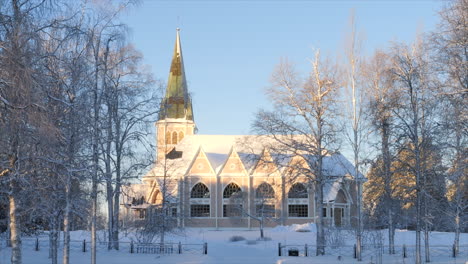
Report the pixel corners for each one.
[49,220,58,264]
[106,180,113,250]
[316,181,325,256]
[260,218,264,239]
[454,212,460,256]
[62,183,71,264]
[388,210,395,254]
[382,118,395,254]
[91,179,97,264]
[112,177,121,250]
[424,224,430,262]
[9,193,22,264]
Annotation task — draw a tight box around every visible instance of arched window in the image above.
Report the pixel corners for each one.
[190,183,210,198]
[190,183,210,217]
[223,183,241,198]
[172,131,178,145]
[179,131,184,142]
[256,182,275,198]
[288,183,308,198]
[288,183,308,217]
[255,183,275,217]
[165,131,171,145]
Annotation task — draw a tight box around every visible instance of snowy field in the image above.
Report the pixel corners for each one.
[1,224,467,264]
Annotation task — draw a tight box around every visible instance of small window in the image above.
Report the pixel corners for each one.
[165,131,171,144]
[322,208,327,217]
[172,208,178,217]
[288,205,308,217]
[172,131,178,144]
[190,205,210,217]
[179,131,184,142]
[223,204,243,217]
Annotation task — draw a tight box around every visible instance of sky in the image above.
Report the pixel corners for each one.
[122,0,445,136]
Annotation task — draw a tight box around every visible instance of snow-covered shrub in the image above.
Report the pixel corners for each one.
[246,240,257,245]
[294,223,315,232]
[325,227,346,248]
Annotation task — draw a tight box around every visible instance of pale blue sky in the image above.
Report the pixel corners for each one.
[122,0,444,135]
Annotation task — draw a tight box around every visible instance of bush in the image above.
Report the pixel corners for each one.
[229,235,245,242]
[296,228,311,232]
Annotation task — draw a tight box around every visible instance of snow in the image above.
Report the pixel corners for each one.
[1,225,467,264]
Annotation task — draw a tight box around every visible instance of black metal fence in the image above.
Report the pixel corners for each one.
[278,243,468,263]
[0,238,207,255]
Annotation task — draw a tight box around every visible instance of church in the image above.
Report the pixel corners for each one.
[121,29,360,229]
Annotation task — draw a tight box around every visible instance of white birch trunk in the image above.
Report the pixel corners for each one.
[9,194,22,264]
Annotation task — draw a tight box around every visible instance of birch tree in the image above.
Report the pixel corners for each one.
[431,0,467,254]
[389,39,439,264]
[101,41,157,250]
[253,52,341,255]
[362,50,399,254]
[342,11,367,260]
[0,1,59,262]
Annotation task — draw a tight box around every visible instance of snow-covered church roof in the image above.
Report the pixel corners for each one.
[143,134,361,203]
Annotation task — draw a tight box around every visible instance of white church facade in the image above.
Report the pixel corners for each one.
[121,30,360,228]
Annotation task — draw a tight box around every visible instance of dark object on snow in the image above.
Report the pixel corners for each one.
[288,248,299,256]
[229,235,245,242]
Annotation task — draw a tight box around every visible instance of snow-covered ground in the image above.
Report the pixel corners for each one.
[1,224,467,264]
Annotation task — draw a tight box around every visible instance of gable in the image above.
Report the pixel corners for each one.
[284,155,313,179]
[188,148,215,175]
[219,148,248,175]
[252,149,280,176]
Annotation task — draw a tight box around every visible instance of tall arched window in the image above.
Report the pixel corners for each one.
[223,183,241,198]
[179,131,185,142]
[288,183,308,217]
[223,183,242,217]
[172,131,178,145]
[190,183,210,217]
[165,131,171,145]
[255,183,275,217]
[190,183,210,198]
[256,182,275,198]
[288,183,308,198]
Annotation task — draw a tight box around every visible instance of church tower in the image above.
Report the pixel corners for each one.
[156,29,195,162]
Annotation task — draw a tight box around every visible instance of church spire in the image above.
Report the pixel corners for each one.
[159,28,194,121]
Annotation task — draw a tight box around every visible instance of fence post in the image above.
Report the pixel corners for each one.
[130,241,134,254]
[35,238,39,251]
[203,242,207,255]
[178,242,182,254]
[305,243,308,257]
[354,244,357,259]
[452,244,456,258]
[403,244,406,258]
[278,243,282,256]
[83,240,86,252]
